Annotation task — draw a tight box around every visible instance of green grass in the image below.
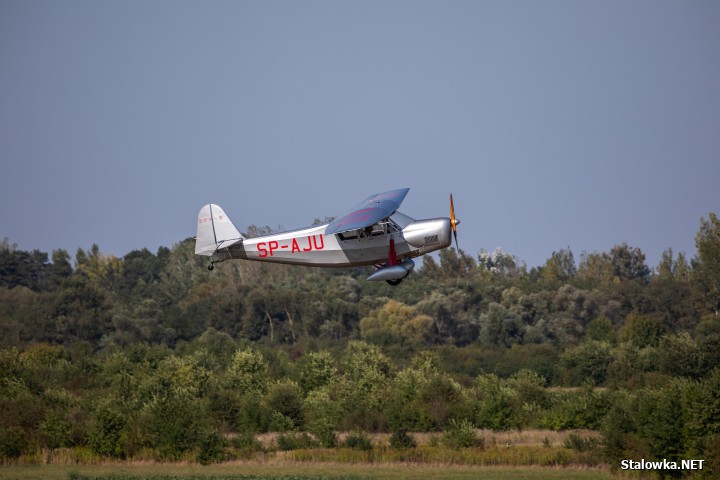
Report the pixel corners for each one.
[0,463,614,480]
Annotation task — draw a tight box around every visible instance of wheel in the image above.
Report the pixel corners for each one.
[208,263,214,271]
[386,279,402,286]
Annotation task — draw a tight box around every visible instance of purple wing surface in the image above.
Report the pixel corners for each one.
[325,188,410,235]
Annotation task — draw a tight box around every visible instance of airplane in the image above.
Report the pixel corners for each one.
[195,188,460,285]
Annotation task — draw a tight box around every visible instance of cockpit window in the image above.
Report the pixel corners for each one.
[338,230,359,241]
[337,220,397,241]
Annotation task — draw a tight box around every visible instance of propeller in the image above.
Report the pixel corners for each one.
[450,193,460,249]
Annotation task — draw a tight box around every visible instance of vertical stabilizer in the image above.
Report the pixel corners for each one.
[195,204,244,255]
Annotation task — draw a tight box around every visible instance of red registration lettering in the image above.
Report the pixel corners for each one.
[303,237,313,252]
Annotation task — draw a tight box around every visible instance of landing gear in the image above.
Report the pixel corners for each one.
[386,279,402,286]
[207,263,215,271]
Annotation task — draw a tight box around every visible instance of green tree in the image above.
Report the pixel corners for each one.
[296,350,336,394]
[89,399,128,458]
[47,249,73,289]
[683,369,720,458]
[416,290,476,345]
[619,314,665,348]
[266,380,304,429]
[693,212,720,317]
[473,374,520,430]
[118,247,166,298]
[635,382,686,471]
[656,248,675,281]
[609,243,650,283]
[586,316,616,343]
[577,251,614,286]
[419,374,471,429]
[226,348,269,396]
[360,300,434,348]
[559,341,613,386]
[335,341,393,429]
[478,248,525,277]
[542,247,576,282]
[0,240,50,291]
[141,391,209,460]
[478,303,523,347]
[52,274,110,342]
[658,332,705,379]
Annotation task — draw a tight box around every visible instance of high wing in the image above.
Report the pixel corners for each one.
[325,188,410,235]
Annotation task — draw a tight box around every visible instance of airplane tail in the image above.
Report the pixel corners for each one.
[195,204,245,256]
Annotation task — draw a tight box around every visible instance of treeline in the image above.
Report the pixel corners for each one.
[1,213,719,474]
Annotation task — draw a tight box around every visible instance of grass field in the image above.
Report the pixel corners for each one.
[0,430,614,479]
[0,463,615,480]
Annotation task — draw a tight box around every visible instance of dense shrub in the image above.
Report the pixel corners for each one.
[0,426,27,459]
[441,419,484,449]
[389,429,417,449]
[276,432,319,451]
[342,431,372,451]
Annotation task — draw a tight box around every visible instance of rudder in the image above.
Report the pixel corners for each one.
[195,204,244,256]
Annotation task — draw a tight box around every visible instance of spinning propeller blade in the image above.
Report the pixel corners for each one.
[450,193,460,249]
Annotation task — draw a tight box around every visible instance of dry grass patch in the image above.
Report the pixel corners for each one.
[253,429,600,449]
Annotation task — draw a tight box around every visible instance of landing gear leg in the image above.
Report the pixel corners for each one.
[386,279,402,286]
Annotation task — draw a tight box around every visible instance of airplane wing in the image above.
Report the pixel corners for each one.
[325,188,410,235]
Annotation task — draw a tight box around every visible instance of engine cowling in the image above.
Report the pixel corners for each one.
[402,218,451,249]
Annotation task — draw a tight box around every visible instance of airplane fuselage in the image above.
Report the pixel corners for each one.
[215,217,452,268]
[195,188,459,283]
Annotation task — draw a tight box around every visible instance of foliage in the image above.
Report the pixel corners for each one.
[1,213,719,466]
[694,212,720,317]
[441,419,484,449]
[559,341,613,386]
[226,348,269,395]
[276,432,319,451]
[296,350,336,394]
[0,426,27,459]
[360,300,434,348]
[562,432,599,452]
[342,430,373,451]
[389,428,417,449]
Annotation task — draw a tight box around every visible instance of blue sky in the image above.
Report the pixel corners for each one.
[1,1,718,268]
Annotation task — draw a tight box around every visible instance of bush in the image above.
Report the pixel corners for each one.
[389,429,417,449]
[563,432,599,452]
[195,428,226,465]
[0,426,27,459]
[88,403,127,458]
[441,419,484,449]
[268,411,295,432]
[231,431,264,451]
[277,432,319,451]
[308,418,338,448]
[343,431,372,451]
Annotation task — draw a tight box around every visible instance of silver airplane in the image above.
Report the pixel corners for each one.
[195,188,460,285]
